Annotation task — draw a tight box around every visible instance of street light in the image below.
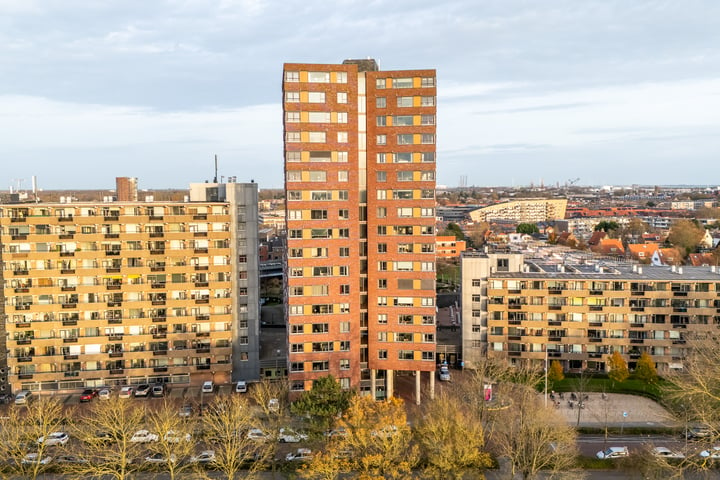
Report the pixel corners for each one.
[544,348,548,408]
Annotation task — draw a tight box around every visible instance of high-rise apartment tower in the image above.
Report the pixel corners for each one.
[283,59,437,402]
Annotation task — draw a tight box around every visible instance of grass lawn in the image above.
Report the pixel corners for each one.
[549,376,668,401]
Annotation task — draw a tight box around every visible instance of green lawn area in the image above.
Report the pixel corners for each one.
[549,376,668,401]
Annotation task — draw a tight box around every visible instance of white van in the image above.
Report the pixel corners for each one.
[201,381,214,393]
[235,381,247,393]
[14,390,33,405]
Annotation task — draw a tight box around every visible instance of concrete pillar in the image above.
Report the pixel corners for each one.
[429,370,435,400]
[387,370,394,399]
[371,369,377,399]
[415,370,421,405]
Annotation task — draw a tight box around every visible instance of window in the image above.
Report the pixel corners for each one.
[313,266,330,276]
[397,171,413,181]
[395,261,413,271]
[285,91,300,102]
[288,191,302,200]
[309,151,331,162]
[339,341,350,351]
[376,97,386,108]
[421,243,434,253]
[421,77,435,87]
[397,207,413,217]
[377,332,387,341]
[421,171,435,180]
[290,343,303,352]
[290,268,303,277]
[338,229,349,238]
[289,248,303,257]
[421,189,434,199]
[340,284,350,295]
[421,114,435,125]
[286,132,300,143]
[337,132,348,143]
[290,362,304,372]
[286,151,301,162]
[308,92,326,103]
[377,153,386,163]
[289,305,303,315]
[421,134,435,144]
[397,134,414,145]
[378,350,388,359]
[377,225,387,235]
[308,111,330,123]
[399,350,414,360]
[312,361,329,371]
[393,190,413,199]
[340,321,350,333]
[309,131,326,143]
[312,323,329,333]
[377,243,387,253]
[287,210,301,220]
[376,78,386,89]
[397,96,413,107]
[421,225,433,235]
[339,190,348,200]
[310,210,327,220]
[311,190,332,201]
[376,135,386,145]
[393,115,414,126]
[422,315,435,325]
[308,71,330,83]
[392,77,413,88]
[421,152,435,162]
[377,116,387,126]
[378,278,387,289]
[337,92,348,103]
[377,171,387,182]
[421,96,435,106]
[421,262,434,271]
[311,229,330,239]
[285,71,299,82]
[339,247,349,257]
[422,297,434,306]
[337,112,348,123]
[336,71,347,83]
[395,152,412,163]
[398,243,413,253]
[286,111,300,123]
[377,207,387,218]
[337,151,348,162]
[340,359,350,370]
[377,296,387,306]
[339,265,348,276]
[339,209,349,219]
[378,261,388,271]
[309,171,327,182]
[421,207,434,217]
[288,229,302,238]
[290,324,303,334]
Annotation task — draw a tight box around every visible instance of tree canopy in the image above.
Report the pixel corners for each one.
[516,223,539,235]
[607,351,629,384]
[442,222,465,241]
[291,375,354,434]
[594,220,619,232]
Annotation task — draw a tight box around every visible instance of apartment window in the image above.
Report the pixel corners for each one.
[311,229,330,239]
[397,134,414,145]
[377,207,387,218]
[285,91,300,102]
[287,191,302,200]
[378,261,388,271]
[337,151,348,162]
[377,243,387,253]
[377,296,387,306]
[398,314,413,325]
[421,262,434,271]
[397,207,413,217]
[377,171,387,182]
[422,315,435,325]
[376,135,386,145]
[309,132,326,143]
[421,152,435,162]
[308,91,326,103]
[397,96,413,107]
[422,297,434,306]
[285,71,299,82]
[337,112,348,123]
[395,261,413,271]
[290,268,303,277]
[377,153,386,163]
[339,209,349,219]
[286,151,301,162]
[336,71,347,83]
[339,190,348,200]
[311,190,332,201]
[286,111,300,123]
[340,359,350,370]
[377,225,387,235]
[288,229,302,239]
[421,114,435,125]
[311,304,333,315]
[472,279,481,287]
[338,171,349,182]
[308,111,330,123]
[377,332,387,342]
[340,321,350,333]
[378,278,387,289]
[421,243,434,253]
[377,190,387,200]
[398,243,413,253]
[398,350,414,360]
[421,171,435,180]
[376,97,386,108]
[338,132,348,143]
[339,265,348,276]
[290,362,304,372]
[395,226,413,235]
[393,190,413,199]
[376,116,387,127]
[286,170,301,182]
[337,92,348,103]
[421,189,434,199]
[286,132,300,143]
[338,229,349,238]
[421,134,435,144]
[289,305,303,315]
[287,210,302,220]
[312,361,329,372]
[309,171,327,182]
[393,152,410,163]
[421,96,435,106]
[312,323,329,333]
[290,343,303,352]
[308,71,330,83]
[339,247,349,257]
[310,210,327,220]
[421,225,433,235]
[397,171,413,182]
[394,115,414,126]
[291,381,304,391]
[421,207,434,217]
[378,350,388,359]
[313,266,330,276]
[392,77,413,88]
[375,78,386,89]
[421,77,435,87]
[289,248,303,258]
[340,284,350,295]
[290,325,303,334]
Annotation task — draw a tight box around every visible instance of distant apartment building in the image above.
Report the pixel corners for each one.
[0,182,259,394]
[116,177,138,202]
[283,59,437,401]
[436,236,466,258]
[462,252,720,373]
[469,199,568,223]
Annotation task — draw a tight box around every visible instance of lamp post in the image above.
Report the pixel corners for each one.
[544,348,549,407]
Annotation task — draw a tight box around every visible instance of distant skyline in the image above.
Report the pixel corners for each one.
[1,0,719,190]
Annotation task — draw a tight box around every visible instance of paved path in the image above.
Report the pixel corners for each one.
[551,392,678,428]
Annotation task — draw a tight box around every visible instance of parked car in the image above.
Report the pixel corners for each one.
[118,386,134,399]
[687,425,712,439]
[596,446,629,459]
[151,385,165,397]
[144,453,176,464]
[247,428,270,441]
[98,388,111,400]
[130,430,158,443]
[37,432,69,447]
[279,428,308,443]
[190,450,216,464]
[438,366,451,381]
[14,390,33,405]
[325,427,347,438]
[235,380,247,393]
[80,389,97,402]
[56,455,88,464]
[699,447,720,459]
[268,398,280,413]
[134,384,151,397]
[202,381,214,393]
[652,447,685,459]
[90,431,114,445]
[285,448,313,462]
[163,430,191,443]
[178,405,193,418]
[22,453,53,465]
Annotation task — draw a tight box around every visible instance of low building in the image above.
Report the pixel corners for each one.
[436,236,466,258]
[469,199,567,224]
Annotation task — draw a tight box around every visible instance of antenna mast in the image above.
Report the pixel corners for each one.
[213,155,218,183]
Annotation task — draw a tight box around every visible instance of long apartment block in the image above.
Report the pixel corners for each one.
[0,182,259,394]
[462,251,720,373]
[283,59,437,401]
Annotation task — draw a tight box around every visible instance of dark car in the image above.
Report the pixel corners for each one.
[134,384,151,397]
[80,389,97,402]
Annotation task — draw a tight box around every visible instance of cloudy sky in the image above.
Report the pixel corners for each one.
[1,0,719,190]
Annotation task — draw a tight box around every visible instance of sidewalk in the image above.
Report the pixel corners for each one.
[551,392,678,428]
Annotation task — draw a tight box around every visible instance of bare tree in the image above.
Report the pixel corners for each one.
[0,396,66,480]
[488,384,582,480]
[414,391,492,479]
[144,399,198,480]
[250,378,290,477]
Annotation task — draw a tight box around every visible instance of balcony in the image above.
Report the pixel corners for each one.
[63,354,78,360]
[151,283,166,289]
[16,339,32,345]
[60,269,75,274]
[63,338,78,343]
[151,300,166,306]
[195,298,210,305]
[151,316,166,323]
[62,303,77,309]
[194,248,209,254]
[107,318,122,324]
[107,302,121,307]
[508,304,522,310]
[10,217,27,222]
[105,251,120,256]
[589,338,603,343]
[109,369,124,375]
[149,232,164,238]
[195,314,210,321]
[104,233,120,239]
[106,285,121,290]
[109,352,124,358]
[59,234,74,239]
[150,249,165,255]
[588,352,602,358]
[103,215,119,221]
[672,339,687,345]
[548,336,563,342]
[152,333,167,339]
[548,321,562,326]
[548,305,562,311]
[195,332,210,338]
[15,322,31,328]
[194,265,208,271]
[11,234,28,240]
[58,216,73,222]
[589,290,604,295]
[192,214,207,220]
[17,356,32,363]
[673,291,688,297]
[61,286,76,292]
[631,291,645,296]
[150,266,165,272]
[59,251,74,257]
[548,289,563,295]
[588,322,603,327]
[13,269,29,275]
[631,307,645,312]
[64,371,80,377]
[152,350,168,356]
[153,367,168,373]
[18,374,34,379]
[108,335,123,341]
[194,281,209,288]
[507,335,522,341]
[630,323,645,328]
[105,267,121,273]
[630,339,645,344]
[193,232,208,237]
[589,306,604,312]
[196,364,211,370]
[15,305,30,311]
[62,319,78,326]
[548,351,562,358]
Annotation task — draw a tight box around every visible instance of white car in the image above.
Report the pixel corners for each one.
[163,430,191,443]
[596,446,629,459]
[37,431,69,447]
[268,398,280,413]
[98,388,111,400]
[130,430,159,443]
[190,450,216,464]
[235,380,247,393]
[652,446,685,459]
[144,453,176,464]
[118,386,134,398]
[202,381,214,393]
[285,448,313,462]
[279,428,308,443]
[22,453,53,465]
[247,428,270,441]
[700,447,720,459]
[438,367,451,381]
